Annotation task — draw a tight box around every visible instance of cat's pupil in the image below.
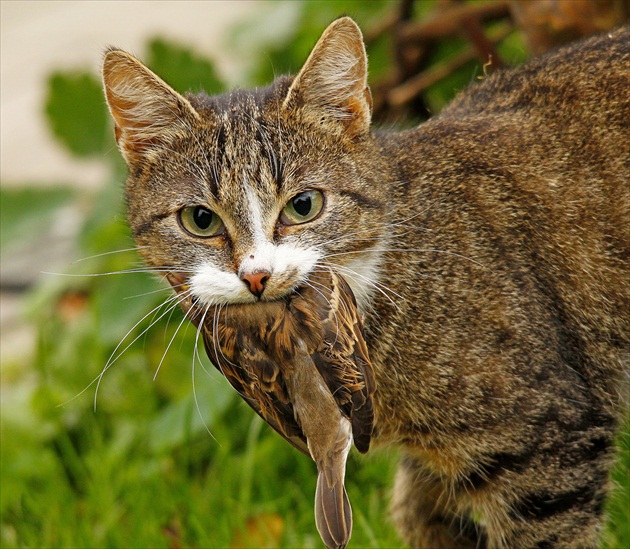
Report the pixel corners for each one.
[293,195,312,217]
[193,206,213,230]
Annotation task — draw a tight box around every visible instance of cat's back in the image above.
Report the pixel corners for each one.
[379,27,629,400]
[400,26,629,193]
[445,25,629,125]
[392,25,629,275]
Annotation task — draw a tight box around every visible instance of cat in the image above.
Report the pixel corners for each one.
[102,17,629,548]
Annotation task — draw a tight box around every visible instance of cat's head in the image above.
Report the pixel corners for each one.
[102,17,389,314]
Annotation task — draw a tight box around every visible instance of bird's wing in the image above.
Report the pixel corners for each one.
[201,323,311,457]
[303,269,376,454]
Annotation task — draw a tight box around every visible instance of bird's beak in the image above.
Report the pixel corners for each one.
[166,272,189,292]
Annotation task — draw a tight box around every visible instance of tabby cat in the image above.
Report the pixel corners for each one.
[102,17,629,548]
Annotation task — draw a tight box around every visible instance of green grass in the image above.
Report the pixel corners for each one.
[1,332,401,548]
[603,414,630,548]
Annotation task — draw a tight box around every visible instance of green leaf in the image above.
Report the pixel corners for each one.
[146,38,225,95]
[44,71,111,157]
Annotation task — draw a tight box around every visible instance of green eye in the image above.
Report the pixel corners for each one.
[280,190,324,225]
[179,206,224,237]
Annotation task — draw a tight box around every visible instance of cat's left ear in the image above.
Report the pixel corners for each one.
[284,17,372,138]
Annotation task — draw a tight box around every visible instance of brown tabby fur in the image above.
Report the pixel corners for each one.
[103,18,629,548]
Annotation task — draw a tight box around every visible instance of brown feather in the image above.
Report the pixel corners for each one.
[178,266,375,455]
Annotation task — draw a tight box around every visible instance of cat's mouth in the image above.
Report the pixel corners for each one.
[166,270,303,307]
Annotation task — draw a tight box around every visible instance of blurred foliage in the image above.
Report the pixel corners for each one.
[231,1,393,84]
[45,72,110,158]
[1,1,628,548]
[0,187,74,255]
[146,38,224,95]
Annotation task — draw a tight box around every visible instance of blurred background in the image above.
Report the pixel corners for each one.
[1,1,628,547]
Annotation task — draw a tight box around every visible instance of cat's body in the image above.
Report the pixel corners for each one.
[103,19,629,548]
[373,29,629,548]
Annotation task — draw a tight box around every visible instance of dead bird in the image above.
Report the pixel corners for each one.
[173,267,375,549]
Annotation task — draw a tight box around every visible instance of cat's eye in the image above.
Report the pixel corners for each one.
[280,190,324,225]
[178,205,224,237]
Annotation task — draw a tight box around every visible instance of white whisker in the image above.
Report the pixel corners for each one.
[191,305,219,441]
[123,285,177,300]
[325,247,490,271]
[42,267,196,278]
[153,303,191,381]
[325,262,402,308]
[93,289,193,409]
[72,246,147,264]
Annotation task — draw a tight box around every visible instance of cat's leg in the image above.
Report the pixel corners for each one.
[468,425,614,548]
[390,455,485,549]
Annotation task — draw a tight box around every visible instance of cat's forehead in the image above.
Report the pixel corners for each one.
[189,77,292,133]
[188,79,297,200]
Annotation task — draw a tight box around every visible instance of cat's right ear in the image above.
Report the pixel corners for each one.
[102,49,199,163]
[283,17,372,139]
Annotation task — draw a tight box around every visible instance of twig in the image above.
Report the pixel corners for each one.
[399,1,510,42]
[388,22,514,107]
[461,14,504,70]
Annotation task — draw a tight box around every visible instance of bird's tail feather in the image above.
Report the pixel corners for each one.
[314,469,352,549]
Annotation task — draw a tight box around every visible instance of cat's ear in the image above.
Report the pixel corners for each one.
[283,17,372,138]
[102,49,199,162]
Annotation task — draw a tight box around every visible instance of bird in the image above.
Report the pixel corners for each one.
[174,266,376,549]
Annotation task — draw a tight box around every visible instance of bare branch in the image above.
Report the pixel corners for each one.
[388,22,513,107]
[399,1,510,42]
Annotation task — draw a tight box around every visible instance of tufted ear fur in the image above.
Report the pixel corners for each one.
[283,17,372,138]
[102,49,200,163]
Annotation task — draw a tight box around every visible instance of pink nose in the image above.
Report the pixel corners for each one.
[240,270,270,297]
